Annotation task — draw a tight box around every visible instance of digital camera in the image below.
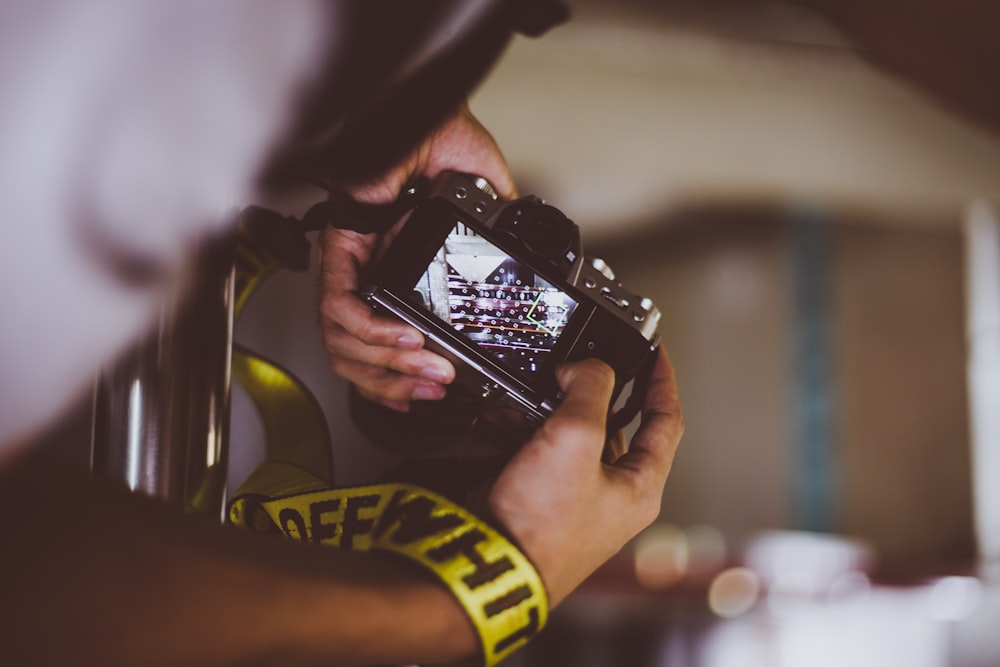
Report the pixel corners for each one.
[361,171,661,433]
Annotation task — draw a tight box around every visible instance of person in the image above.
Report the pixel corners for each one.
[2,0,998,665]
[0,100,682,664]
[0,3,682,666]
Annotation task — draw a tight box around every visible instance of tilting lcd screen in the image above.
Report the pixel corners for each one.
[409,222,578,376]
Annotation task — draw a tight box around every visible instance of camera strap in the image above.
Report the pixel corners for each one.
[606,344,660,436]
[228,208,548,666]
[302,185,422,235]
[228,482,548,667]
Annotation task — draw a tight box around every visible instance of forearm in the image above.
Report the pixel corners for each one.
[0,456,476,667]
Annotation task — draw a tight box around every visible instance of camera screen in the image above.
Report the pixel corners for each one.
[410,222,579,377]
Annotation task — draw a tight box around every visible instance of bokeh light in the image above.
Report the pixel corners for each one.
[708,567,761,618]
[926,576,983,622]
[634,523,689,590]
[685,523,727,574]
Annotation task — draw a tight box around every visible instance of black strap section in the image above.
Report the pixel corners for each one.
[301,186,422,235]
[239,205,312,271]
[605,344,659,436]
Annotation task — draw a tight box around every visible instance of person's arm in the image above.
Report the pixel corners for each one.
[0,349,682,667]
[0,455,476,667]
[319,102,515,412]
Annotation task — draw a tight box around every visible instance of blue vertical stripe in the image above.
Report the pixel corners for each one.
[791,207,836,533]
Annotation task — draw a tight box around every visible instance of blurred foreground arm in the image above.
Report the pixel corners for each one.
[0,456,478,667]
[0,349,681,666]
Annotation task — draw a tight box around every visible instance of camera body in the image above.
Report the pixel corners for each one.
[361,171,660,428]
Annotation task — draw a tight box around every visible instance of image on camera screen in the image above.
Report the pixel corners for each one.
[410,222,579,376]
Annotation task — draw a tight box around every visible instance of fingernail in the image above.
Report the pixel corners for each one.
[397,333,423,349]
[381,400,411,413]
[420,366,453,384]
[413,383,446,401]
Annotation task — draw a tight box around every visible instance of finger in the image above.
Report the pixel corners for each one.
[320,226,432,348]
[360,392,412,413]
[330,356,448,404]
[602,430,628,464]
[538,359,616,452]
[419,103,518,199]
[614,347,684,486]
[319,288,426,349]
[553,358,616,425]
[321,226,378,294]
[323,326,454,384]
[355,386,412,414]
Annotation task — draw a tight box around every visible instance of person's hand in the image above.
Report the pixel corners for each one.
[319,102,515,411]
[488,347,684,607]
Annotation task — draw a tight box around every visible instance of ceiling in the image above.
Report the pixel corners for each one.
[470,0,1000,240]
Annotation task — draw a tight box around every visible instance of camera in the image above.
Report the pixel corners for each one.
[361,171,661,433]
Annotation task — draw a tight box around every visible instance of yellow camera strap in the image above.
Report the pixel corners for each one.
[228,207,549,665]
[227,207,336,502]
[229,483,548,666]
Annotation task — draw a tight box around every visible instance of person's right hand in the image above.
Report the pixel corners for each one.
[488,346,684,607]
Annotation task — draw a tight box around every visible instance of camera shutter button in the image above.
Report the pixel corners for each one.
[472,177,499,200]
[590,258,615,282]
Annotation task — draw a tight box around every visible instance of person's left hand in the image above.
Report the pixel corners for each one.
[487,348,684,607]
[319,102,516,412]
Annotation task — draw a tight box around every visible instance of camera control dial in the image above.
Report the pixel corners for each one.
[520,204,575,260]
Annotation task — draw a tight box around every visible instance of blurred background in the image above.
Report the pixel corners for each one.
[45,0,1000,665]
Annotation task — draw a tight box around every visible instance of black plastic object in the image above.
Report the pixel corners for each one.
[519,204,576,259]
[261,0,569,187]
[301,185,421,235]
